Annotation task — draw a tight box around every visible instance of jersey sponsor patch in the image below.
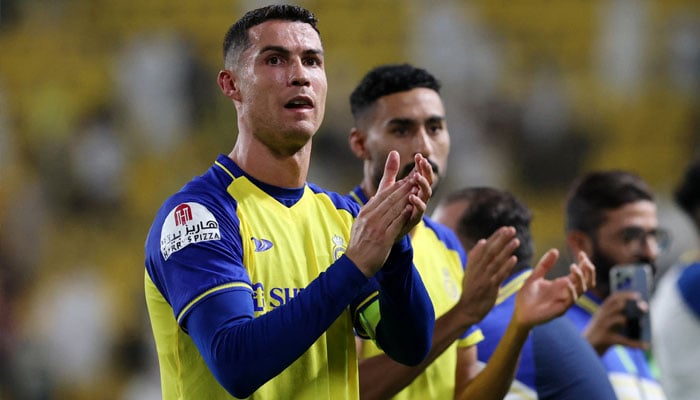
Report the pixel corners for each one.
[160,202,221,260]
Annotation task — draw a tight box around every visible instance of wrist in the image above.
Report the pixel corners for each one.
[344,249,379,278]
[448,302,482,332]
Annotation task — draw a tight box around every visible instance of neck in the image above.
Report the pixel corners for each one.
[359,161,379,198]
[230,135,311,188]
[359,181,376,200]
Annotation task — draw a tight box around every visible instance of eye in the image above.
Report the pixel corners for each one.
[303,56,321,66]
[267,56,281,65]
[428,123,443,135]
[622,228,655,244]
[392,127,410,137]
[620,227,644,244]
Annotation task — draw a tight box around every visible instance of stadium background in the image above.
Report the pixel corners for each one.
[0,0,699,398]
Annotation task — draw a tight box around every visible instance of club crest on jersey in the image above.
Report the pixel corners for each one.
[442,267,460,300]
[160,202,221,260]
[332,235,346,260]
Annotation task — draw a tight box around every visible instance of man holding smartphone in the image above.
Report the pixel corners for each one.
[564,170,667,400]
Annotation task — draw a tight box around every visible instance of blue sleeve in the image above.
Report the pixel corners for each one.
[185,255,369,398]
[533,317,617,400]
[373,235,435,366]
[678,262,700,319]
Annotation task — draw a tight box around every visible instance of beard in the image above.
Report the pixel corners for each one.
[372,157,441,194]
[589,239,657,299]
[588,248,618,299]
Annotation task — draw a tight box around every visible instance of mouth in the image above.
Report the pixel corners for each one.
[284,96,314,110]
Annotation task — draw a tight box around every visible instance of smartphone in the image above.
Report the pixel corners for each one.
[609,263,653,342]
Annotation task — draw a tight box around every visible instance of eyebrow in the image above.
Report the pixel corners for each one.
[258,45,324,57]
[387,116,445,126]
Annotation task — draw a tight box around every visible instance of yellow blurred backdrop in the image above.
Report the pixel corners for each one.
[0,1,699,398]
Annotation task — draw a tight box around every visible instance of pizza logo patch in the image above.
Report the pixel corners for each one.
[160,202,221,260]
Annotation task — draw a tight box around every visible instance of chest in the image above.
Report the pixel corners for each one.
[411,226,463,315]
[233,188,354,313]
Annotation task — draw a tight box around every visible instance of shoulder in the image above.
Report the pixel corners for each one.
[677,261,700,318]
[146,162,240,254]
[156,176,236,226]
[421,216,465,253]
[307,182,361,216]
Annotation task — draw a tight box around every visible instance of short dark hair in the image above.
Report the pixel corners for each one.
[442,187,534,270]
[675,159,700,222]
[222,4,319,68]
[349,64,441,121]
[565,170,654,235]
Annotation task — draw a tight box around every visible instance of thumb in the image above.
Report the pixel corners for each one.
[377,151,401,192]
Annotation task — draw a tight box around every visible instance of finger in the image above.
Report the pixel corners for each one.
[409,171,432,205]
[467,231,517,283]
[607,313,628,328]
[359,180,413,231]
[566,279,578,303]
[406,192,426,222]
[481,227,517,263]
[416,154,434,188]
[614,335,650,350]
[531,248,559,280]
[577,251,596,289]
[637,300,649,313]
[606,291,642,312]
[385,202,414,234]
[495,256,518,284]
[377,151,401,193]
[569,263,586,293]
[488,237,520,276]
[467,239,487,261]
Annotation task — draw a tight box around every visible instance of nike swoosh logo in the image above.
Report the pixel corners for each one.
[252,237,274,252]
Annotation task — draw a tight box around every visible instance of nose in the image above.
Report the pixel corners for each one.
[637,235,659,262]
[414,127,434,158]
[289,58,310,87]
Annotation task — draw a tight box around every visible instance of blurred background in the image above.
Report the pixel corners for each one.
[1,0,699,398]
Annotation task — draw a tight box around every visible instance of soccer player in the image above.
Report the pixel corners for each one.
[144,6,436,399]
[434,186,616,399]
[347,63,595,400]
[564,170,668,399]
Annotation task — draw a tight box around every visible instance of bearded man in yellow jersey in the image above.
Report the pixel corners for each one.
[347,64,596,400]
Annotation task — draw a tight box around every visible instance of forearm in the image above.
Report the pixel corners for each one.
[188,255,368,398]
[360,305,479,400]
[455,319,530,400]
[374,236,435,366]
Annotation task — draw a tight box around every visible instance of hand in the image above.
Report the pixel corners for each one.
[513,250,595,329]
[346,151,422,277]
[393,153,433,238]
[584,291,649,355]
[455,226,519,324]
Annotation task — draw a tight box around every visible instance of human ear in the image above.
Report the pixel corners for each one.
[349,127,369,159]
[566,230,594,258]
[217,69,241,101]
